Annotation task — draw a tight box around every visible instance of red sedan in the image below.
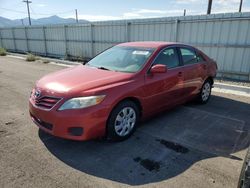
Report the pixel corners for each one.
[29,42,217,141]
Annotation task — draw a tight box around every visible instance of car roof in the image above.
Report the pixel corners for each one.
[117,41,193,49]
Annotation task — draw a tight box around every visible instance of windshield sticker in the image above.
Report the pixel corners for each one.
[132,51,150,55]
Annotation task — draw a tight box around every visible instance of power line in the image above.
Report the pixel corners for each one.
[29,9,74,16]
[0,6,74,18]
[23,0,32,25]
[0,7,74,15]
[29,7,54,25]
[0,7,27,14]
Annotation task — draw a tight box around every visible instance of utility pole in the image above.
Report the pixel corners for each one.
[183,9,186,16]
[75,9,78,23]
[23,0,32,25]
[239,0,243,12]
[207,0,213,14]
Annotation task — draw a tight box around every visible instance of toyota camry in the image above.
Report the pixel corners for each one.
[29,42,217,141]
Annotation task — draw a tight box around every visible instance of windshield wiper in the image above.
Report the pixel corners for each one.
[97,66,111,71]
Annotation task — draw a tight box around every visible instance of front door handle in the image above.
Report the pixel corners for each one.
[178,72,182,77]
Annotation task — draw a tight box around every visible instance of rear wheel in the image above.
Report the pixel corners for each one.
[198,80,212,104]
[107,101,139,141]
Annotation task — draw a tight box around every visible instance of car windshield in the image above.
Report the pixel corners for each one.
[86,46,155,73]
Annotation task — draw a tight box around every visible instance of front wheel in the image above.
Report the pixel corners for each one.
[107,101,139,141]
[198,80,212,104]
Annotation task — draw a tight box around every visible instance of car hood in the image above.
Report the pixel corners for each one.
[36,65,133,96]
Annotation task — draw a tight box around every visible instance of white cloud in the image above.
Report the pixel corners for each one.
[216,0,240,5]
[176,0,200,4]
[173,0,249,14]
[65,8,183,21]
[123,12,141,18]
[212,0,247,13]
[122,8,184,19]
[124,9,168,16]
[67,14,121,21]
[64,1,250,22]
[164,10,185,14]
[35,4,46,7]
[136,9,167,14]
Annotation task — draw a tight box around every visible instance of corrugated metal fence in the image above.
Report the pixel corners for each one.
[0,12,250,80]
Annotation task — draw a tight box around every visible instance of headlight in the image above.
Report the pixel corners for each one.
[58,95,106,110]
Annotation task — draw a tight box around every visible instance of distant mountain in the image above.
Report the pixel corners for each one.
[0,17,14,27]
[0,15,89,27]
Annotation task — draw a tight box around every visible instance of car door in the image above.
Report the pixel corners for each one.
[143,47,184,114]
[178,47,207,97]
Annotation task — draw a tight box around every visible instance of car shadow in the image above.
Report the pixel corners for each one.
[39,94,250,185]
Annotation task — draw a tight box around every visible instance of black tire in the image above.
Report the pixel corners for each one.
[107,100,139,141]
[197,80,212,104]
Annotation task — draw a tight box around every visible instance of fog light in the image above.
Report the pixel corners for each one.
[68,127,83,136]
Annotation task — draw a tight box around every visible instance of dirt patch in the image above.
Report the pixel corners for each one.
[5,121,14,125]
[0,130,7,135]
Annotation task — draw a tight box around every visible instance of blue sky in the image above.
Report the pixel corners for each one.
[1,0,250,21]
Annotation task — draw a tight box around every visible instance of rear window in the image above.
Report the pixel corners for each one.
[197,53,206,62]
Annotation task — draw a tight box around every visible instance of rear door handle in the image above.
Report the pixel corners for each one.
[202,64,207,69]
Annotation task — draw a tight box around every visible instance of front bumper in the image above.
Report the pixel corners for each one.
[29,98,110,141]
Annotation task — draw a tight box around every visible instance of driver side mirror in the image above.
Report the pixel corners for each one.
[150,64,167,74]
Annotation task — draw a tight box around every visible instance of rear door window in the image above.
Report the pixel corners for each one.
[180,48,198,65]
[197,53,206,62]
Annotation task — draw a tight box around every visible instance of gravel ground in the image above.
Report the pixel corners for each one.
[0,56,250,188]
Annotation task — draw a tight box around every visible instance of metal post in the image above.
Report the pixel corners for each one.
[239,0,243,12]
[24,27,29,52]
[42,26,47,56]
[126,22,131,42]
[0,29,3,48]
[207,0,213,14]
[11,28,17,52]
[64,25,68,59]
[90,24,94,57]
[75,9,78,23]
[175,19,179,42]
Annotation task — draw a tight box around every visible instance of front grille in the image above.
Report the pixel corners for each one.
[34,96,61,110]
[30,113,53,130]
